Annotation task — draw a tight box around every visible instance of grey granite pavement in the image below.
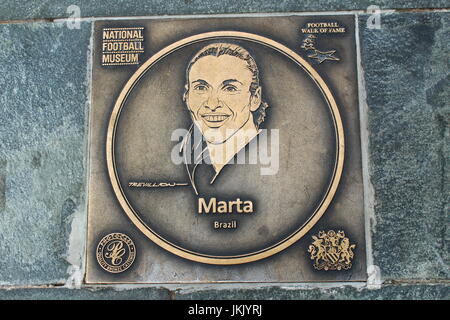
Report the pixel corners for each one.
[0,1,448,298]
[359,12,449,280]
[0,1,448,21]
[0,21,91,285]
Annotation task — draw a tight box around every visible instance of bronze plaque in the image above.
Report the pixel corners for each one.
[86,14,367,283]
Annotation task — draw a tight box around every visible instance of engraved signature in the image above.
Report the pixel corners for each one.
[128,181,189,188]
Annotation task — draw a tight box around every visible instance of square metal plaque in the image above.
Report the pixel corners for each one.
[86,14,367,283]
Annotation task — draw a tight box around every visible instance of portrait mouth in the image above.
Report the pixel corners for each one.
[201,113,231,127]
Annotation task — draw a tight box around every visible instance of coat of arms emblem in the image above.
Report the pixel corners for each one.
[308,230,356,271]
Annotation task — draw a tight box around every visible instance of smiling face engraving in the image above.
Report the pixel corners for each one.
[184,45,262,144]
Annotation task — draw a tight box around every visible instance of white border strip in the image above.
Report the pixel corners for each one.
[354,14,382,289]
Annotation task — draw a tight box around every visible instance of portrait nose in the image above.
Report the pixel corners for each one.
[205,93,221,111]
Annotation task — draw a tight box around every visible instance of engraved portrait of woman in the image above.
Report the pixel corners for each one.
[180,43,270,195]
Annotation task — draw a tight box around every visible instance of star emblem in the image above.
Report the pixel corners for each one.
[308,49,340,64]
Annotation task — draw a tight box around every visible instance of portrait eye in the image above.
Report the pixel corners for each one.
[193,84,208,92]
[223,85,238,93]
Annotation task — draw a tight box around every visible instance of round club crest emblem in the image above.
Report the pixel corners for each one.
[96,233,136,273]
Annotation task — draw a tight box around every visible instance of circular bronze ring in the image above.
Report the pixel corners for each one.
[106,31,345,265]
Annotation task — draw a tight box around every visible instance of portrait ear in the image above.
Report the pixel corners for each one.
[182,84,189,102]
[250,86,262,112]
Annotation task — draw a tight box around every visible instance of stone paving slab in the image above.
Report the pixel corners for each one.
[175,284,450,299]
[0,287,169,300]
[0,21,91,285]
[0,1,449,21]
[0,284,448,299]
[359,12,449,280]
